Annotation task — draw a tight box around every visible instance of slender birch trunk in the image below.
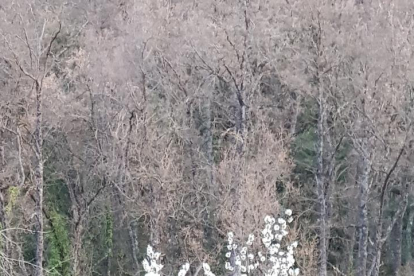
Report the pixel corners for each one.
[34,81,44,276]
[403,205,414,266]
[289,93,301,137]
[348,227,356,275]
[391,206,404,276]
[129,220,140,273]
[370,148,406,276]
[0,194,13,273]
[32,22,60,276]
[235,88,246,156]
[356,150,371,276]
[316,84,328,276]
[369,196,408,276]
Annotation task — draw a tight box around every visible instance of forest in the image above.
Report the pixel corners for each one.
[1,0,414,275]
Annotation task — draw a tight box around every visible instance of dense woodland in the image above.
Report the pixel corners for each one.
[1,0,414,275]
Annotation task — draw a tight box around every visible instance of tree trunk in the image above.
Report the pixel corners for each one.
[66,168,84,276]
[289,93,301,137]
[0,194,13,274]
[34,82,44,276]
[369,195,408,276]
[403,205,414,266]
[32,21,60,276]
[150,210,161,247]
[129,220,140,273]
[231,78,247,229]
[235,87,246,156]
[72,222,83,276]
[316,86,328,276]
[390,205,404,276]
[370,149,406,276]
[356,151,371,276]
[348,227,356,275]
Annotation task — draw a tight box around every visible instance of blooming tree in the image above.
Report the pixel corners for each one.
[142,211,299,276]
[142,245,164,276]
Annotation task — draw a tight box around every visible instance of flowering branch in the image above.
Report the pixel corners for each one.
[142,211,299,276]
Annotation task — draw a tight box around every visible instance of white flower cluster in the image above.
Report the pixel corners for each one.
[203,263,215,276]
[142,245,163,276]
[142,247,215,276]
[178,263,190,276]
[142,209,299,276]
[261,210,299,276]
[224,232,259,275]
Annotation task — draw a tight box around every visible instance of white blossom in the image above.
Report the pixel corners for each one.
[264,215,273,224]
[278,218,286,225]
[269,245,279,255]
[142,245,164,276]
[260,213,300,276]
[141,211,299,276]
[202,263,211,271]
[203,263,215,276]
[178,263,190,276]
[248,234,255,243]
[240,247,247,255]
